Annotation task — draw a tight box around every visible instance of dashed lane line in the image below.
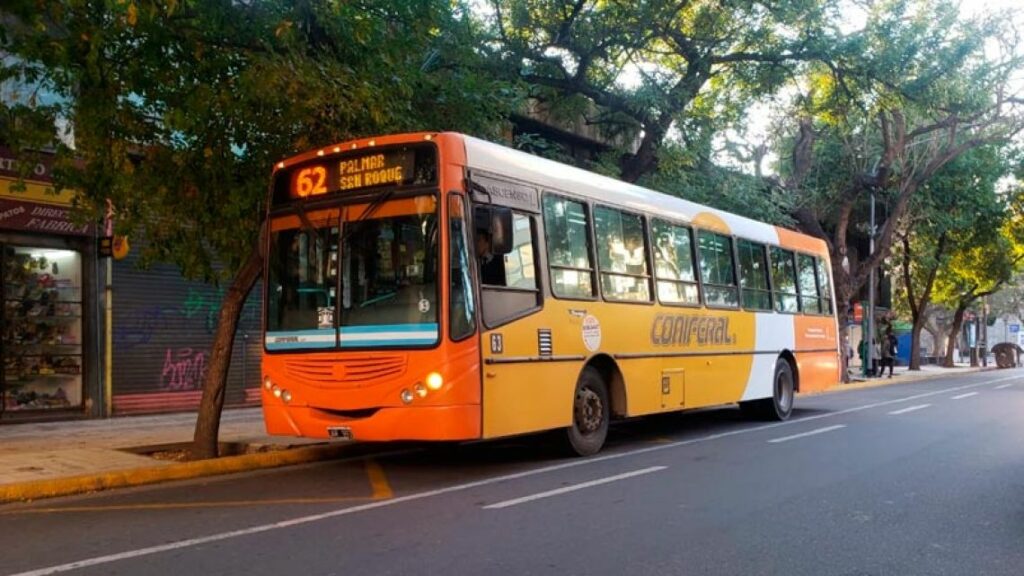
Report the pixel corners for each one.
[768,425,846,444]
[951,392,979,400]
[483,466,667,509]
[995,383,1015,390]
[888,404,931,416]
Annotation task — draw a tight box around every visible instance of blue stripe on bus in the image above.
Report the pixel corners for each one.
[265,341,337,351]
[339,338,437,347]
[340,323,439,334]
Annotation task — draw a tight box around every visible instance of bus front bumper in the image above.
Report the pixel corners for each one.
[263,402,481,442]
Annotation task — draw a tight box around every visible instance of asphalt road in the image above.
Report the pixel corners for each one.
[5,370,1024,576]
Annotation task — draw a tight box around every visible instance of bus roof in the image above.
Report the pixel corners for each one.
[457,132,828,256]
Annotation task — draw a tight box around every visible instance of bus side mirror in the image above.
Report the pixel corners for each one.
[475,206,513,255]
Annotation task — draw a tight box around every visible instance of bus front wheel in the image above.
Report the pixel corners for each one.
[740,359,795,421]
[563,366,610,456]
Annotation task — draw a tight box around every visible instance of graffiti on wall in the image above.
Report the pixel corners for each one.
[161,348,207,391]
[113,285,261,393]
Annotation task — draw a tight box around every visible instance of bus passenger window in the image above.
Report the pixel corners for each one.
[769,247,799,313]
[797,254,822,314]
[543,195,595,298]
[651,219,699,305]
[817,257,834,314]
[594,205,650,302]
[738,239,772,311]
[697,230,738,307]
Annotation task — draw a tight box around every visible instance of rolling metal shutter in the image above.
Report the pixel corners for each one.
[110,243,262,415]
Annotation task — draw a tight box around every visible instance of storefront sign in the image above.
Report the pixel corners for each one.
[0,147,54,182]
[0,197,91,236]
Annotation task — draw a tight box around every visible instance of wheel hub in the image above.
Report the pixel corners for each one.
[575,387,603,434]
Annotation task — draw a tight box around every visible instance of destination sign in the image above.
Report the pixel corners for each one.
[274,144,437,206]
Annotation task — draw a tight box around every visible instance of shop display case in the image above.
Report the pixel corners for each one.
[1,246,83,412]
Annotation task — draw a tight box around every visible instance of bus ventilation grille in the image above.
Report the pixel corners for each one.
[538,329,553,357]
[284,355,408,388]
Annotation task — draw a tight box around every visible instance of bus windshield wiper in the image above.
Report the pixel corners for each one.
[341,188,396,245]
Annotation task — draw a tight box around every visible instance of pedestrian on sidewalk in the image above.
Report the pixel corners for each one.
[880,328,897,378]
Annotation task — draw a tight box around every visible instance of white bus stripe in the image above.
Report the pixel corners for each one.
[483,466,667,510]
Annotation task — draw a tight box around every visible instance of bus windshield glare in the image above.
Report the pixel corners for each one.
[264,194,439,350]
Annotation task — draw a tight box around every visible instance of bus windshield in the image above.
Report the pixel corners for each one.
[265,194,439,350]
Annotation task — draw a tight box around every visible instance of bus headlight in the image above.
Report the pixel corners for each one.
[263,376,273,390]
[281,390,292,403]
[414,384,427,398]
[400,389,414,404]
[272,386,282,398]
[426,372,443,391]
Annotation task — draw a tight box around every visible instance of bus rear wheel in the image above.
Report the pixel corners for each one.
[563,366,609,456]
[740,359,795,421]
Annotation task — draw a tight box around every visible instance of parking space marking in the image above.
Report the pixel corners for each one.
[768,425,846,444]
[483,466,667,510]
[888,404,931,416]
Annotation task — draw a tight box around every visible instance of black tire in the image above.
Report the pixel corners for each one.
[563,366,610,456]
[740,358,795,421]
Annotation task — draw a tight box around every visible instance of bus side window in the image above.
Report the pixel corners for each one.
[797,253,822,314]
[542,195,595,299]
[738,239,772,311]
[651,219,699,305]
[769,247,799,313]
[697,230,739,308]
[594,205,650,302]
[449,194,476,341]
[817,257,834,314]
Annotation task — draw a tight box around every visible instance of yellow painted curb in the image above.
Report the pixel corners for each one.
[0,443,353,504]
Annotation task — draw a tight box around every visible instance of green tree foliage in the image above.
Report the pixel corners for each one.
[0,0,518,457]
[893,146,1009,369]
[774,0,1024,369]
[484,0,844,182]
[931,179,1024,367]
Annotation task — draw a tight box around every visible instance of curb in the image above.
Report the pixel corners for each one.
[808,366,998,395]
[0,442,356,504]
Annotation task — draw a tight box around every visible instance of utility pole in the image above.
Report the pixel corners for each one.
[866,192,876,376]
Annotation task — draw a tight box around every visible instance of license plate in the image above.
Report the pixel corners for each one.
[327,427,353,440]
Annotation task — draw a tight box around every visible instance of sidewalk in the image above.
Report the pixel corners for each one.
[0,408,336,503]
[836,362,991,391]
[0,363,998,503]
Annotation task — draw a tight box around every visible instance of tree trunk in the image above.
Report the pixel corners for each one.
[192,244,264,460]
[909,314,926,371]
[943,303,969,368]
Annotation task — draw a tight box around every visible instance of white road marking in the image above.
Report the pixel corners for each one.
[768,425,846,444]
[995,383,1014,390]
[951,392,979,400]
[483,466,667,509]
[888,404,931,415]
[12,373,1022,576]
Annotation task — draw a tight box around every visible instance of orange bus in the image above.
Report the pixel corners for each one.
[261,132,840,455]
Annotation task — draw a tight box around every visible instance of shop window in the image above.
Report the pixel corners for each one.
[2,246,83,412]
